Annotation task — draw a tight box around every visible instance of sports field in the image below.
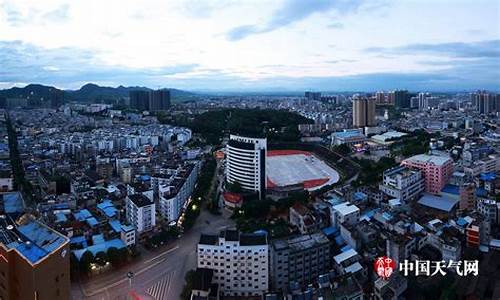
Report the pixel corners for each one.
[266,150,340,191]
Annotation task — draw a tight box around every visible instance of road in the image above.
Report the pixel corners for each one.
[72,208,234,300]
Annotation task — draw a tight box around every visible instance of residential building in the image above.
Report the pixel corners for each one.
[289,203,320,234]
[352,96,376,127]
[0,215,70,300]
[190,268,219,300]
[120,224,136,247]
[270,232,331,292]
[379,166,424,203]
[149,90,171,111]
[125,194,156,233]
[197,230,269,297]
[225,135,267,199]
[155,162,200,223]
[329,202,360,229]
[374,273,408,300]
[333,248,363,276]
[401,154,453,194]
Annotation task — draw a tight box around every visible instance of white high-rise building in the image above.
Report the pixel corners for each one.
[154,162,200,223]
[225,135,267,199]
[125,194,156,233]
[197,230,269,297]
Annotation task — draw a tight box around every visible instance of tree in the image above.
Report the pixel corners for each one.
[79,251,94,273]
[94,251,108,266]
[226,181,242,193]
[180,270,197,300]
[107,247,120,266]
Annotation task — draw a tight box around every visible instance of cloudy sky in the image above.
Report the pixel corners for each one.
[0,0,499,91]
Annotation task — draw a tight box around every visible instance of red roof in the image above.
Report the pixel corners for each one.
[267,150,312,157]
[223,192,243,204]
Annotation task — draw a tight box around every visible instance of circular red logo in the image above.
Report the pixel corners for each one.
[374,256,395,280]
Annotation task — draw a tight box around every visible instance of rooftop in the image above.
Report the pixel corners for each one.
[199,230,267,246]
[73,238,126,260]
[274,231,329,252]
[442,184,460,195]
[0,216,68,265]
[332,202,360,216]
[333,130,365,139]
[404,154,451,166]
[0,192,24,215]
[334,248,358,264]
[128,194,153,207]
[418,193,459,212]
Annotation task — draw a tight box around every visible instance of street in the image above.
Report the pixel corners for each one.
[72,208,234,300]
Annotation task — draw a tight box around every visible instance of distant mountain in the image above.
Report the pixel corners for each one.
[0,84,62,101]
[0,83,196,103]
[65,83,150,101]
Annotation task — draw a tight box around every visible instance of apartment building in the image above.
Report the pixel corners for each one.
[197,230,269,297]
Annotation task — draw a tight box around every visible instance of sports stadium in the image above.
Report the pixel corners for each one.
[266,150,340,192]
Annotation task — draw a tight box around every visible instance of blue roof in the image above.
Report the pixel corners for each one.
[140,175,151,181]
[109,220,122,233]
[92,234,105,244]
[55,212,68,223]
[480,172,496,181]
[73,239,126,260]
[121,224,135,232]
[476,187,488,198]
[97,200,117,217]
[382,212,393,221]
[334,130,364,138]
[335,235,345,246]
[70,236,88,248]
[360,208,379,221]
[418,194,459,212]
[322,226,339,237]
[353,191,368,201]
[442,184,460,195]
[341,245,353,252]
[2,192,24,214]
[74,209,92,221]
[456,218,468,227]
[86,217,99,227]
[15,220,67,264]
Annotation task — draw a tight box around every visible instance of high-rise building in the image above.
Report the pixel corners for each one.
[125,194,156,233]
[197,230,269,297]
[401,154,453,194]
[375,91,386,104]
[305,91,321,101]
[391,90,410,108]
[225,135,267,199]
[0,216,70,300]
[474,91,496,114]
[352,96,375,128]
[129,90,150,111]
[149,90,171,111]
[418,92,429,110]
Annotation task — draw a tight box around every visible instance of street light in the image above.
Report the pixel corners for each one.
[127,271,134,290]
